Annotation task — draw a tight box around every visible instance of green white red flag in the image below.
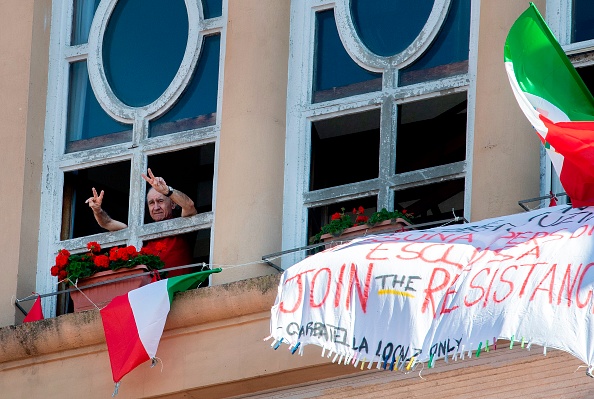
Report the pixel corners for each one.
[504,3,594,206]
[100,269,220,388]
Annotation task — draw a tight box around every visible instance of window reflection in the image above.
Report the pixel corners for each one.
[150,35,220,136]
[313,9,382,103]
[102,0,189,107]
[573,0,594,43]
[66,61,131,153]
[399,0,470,86]
[351,0,433,57]
[71,0,100,45]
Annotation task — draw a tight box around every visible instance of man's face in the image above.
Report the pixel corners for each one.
[147,188,175,222]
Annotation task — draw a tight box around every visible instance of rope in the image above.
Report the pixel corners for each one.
[67,278,101,311]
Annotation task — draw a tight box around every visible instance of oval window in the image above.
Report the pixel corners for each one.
[102,0,189,107]
[350,0,434,57]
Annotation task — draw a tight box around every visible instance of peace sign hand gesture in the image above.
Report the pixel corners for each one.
[141,168,170,196]
[85,187,104,213]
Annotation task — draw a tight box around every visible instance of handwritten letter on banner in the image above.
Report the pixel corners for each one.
[270,205,594,373]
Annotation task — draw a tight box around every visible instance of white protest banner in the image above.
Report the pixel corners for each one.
[269,205,594,374]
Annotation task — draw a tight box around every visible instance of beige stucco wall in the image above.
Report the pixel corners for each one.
[212,0,291,284]
[469,0,545,221]
[0,0,49,326]
[0,275,360,399]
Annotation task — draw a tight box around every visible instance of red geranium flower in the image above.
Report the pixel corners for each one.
[355,215,369,224]
[55,253,69,268]
[126,245,137,256]
[358,206,365,214]
[140,246,154,256]
[58,270,68,280]
[331,212,341,220]
[87,241,101,253]
[93,254,110,269]
[50,265,59,276]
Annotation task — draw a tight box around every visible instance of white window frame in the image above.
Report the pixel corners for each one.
[38,0,227,315]
[543,0,592,203]
[282,0,480,266]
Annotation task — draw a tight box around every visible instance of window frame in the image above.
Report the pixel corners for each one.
[38,0,226,314]
[543,1,591,203]
[282,0,478,266]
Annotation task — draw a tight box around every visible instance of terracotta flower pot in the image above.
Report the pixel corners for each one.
[69,265,152,312]
[320,218,411,248]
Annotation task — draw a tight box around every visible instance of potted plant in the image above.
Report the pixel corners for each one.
[310,206,415,245]
[51,241,165,312]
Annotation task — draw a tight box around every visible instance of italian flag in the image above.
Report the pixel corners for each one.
[504,3,594,206]
[100,269,220,385]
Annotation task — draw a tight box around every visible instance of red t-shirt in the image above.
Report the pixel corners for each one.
[144,236,193,277]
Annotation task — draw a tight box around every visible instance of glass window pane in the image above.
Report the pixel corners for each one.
[71,0,101,45]
[150,35,221,137]
[310,109,380,190]
[394,178,465,225]
[396,92,467,173]
[102,0,189,107]
[66,61,131,153]
[145,144,215,225]
[62,161,131,239]
[203,0,222,19]
[399,0,470,86]
[313,9,382,103]
[308,196,378,245]
[573,0,594,43]
[351,0,434,57]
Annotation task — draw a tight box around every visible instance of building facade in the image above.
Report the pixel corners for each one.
[1,0,593,397]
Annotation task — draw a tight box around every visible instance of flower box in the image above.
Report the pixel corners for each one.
[69,265,152,312]
[320,218,411,247]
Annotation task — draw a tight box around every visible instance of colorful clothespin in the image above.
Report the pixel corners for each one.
[485,340,489,352]
[406,357,416,371]
[476,342,482,358]
[291,342,301,355]
[273,338,283,350]
[460,345,465,360]
[510,335,515,349]
[521,337,525,348]
[493,337,497,351]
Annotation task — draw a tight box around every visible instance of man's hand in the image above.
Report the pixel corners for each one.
[85,187,127,231]
[141,168,169,196]
[142,168,197,217]
[85,187,104,213]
